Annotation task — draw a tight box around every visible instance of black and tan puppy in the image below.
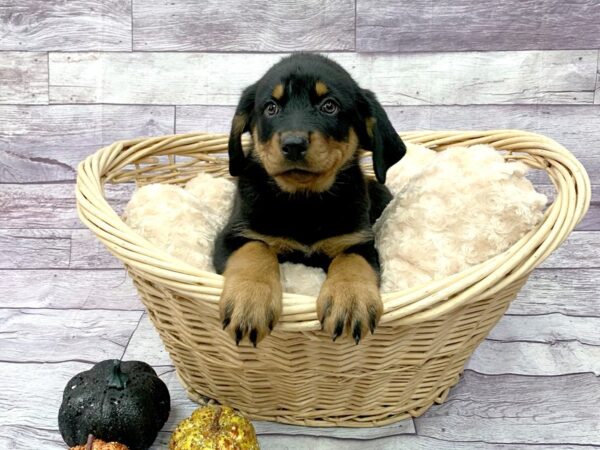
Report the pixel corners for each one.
[213,53,406,346]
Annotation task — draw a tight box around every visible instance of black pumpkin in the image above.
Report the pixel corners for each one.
[58,359,170,450]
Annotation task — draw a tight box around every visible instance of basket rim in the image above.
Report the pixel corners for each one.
[76,129,591,331]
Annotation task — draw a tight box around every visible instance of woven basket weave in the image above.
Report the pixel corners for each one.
[76,130,590,427]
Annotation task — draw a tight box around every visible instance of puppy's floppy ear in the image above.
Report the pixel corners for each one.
[228,83,257,176]
[358,89,406,184]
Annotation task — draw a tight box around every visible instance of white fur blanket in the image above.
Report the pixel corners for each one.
[124,144,547,296]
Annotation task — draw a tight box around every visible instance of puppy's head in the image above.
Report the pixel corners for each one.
[228,53,406,192]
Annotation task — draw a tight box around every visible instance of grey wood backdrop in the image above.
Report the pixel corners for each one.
[1,1,599,449]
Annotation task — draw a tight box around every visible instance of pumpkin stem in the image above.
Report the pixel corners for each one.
[210,406,223,434]
[107,360,129,390]
[85,434,94,450]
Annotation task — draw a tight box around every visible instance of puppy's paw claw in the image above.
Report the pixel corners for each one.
[249,329,258,347]
[352,320,363,345]
[317,279,383,344]
[222,317,231,330]
[219,276,282,347]
[235,326,244,346]
[332,319,345,342]
[368,305,378,335]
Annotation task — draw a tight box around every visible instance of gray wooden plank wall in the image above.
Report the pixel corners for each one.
[1,1,599,449]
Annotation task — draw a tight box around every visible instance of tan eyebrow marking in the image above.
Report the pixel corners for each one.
[272,83,284,100]
[315,81,329,96]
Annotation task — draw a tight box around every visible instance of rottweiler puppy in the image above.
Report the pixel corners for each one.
[213,53,406,346]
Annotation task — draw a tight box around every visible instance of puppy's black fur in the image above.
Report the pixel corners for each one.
[214,53,406,276]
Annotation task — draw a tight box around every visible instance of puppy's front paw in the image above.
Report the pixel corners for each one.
[220,275,282,347]
[219,241,282,347]
[317,278,383,344]
[316,253,383,344]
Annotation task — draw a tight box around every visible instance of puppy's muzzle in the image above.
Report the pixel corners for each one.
[281,134,308,162]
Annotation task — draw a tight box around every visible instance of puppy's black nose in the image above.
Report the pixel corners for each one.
[281,135,308,161]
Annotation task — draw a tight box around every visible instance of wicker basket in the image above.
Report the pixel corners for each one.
[76,130,590,427]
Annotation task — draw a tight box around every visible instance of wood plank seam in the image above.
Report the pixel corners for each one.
[0,359,100,365]
[0,306,145,312]
[354,0,357,51]
[505,312,600,319]
[462,368,599,378]
[486,338,599,346]
[595,49,600,104]
[130,0,134,51]
[6,308,600,319]
[46,52,50,103]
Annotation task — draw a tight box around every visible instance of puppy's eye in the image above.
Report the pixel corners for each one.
[264,101,280,117]
[320,99,339,115]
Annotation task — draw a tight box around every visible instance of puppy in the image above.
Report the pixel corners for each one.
[213,53,406,346]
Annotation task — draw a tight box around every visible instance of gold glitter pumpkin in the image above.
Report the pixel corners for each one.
[169,405,259,450]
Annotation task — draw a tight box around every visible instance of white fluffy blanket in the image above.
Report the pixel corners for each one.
[124,144,547,296]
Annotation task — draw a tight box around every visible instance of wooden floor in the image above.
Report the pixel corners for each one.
[1,1,600,448]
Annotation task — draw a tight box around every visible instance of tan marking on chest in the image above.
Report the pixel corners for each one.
[239,229,373,258]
